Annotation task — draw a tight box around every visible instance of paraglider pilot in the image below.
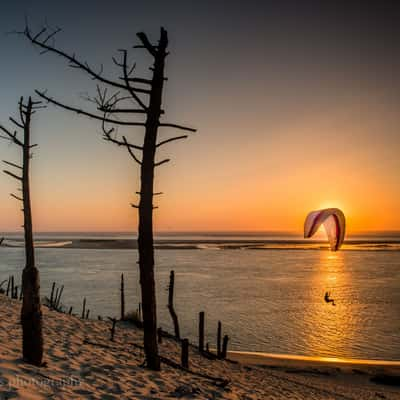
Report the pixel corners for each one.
[324,291,336,306]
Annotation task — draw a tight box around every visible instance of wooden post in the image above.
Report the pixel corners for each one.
[14,286,18,300]
[53,287,59,309]
[181,338,189,369]
[6,276,10,297]
[199,311,205,352]
[11,275,14,299]
[222,335,229,359]
[81,298,86,319]
[217,321,222,358]
[168,270,180,339]
[19,288,23,301]
[68,306,73,315]
[109,317,117,341]
[86,309,90,319]
[157,327,162,344]
[49,282,55,308]
[120,273,125,320]
[56,285,64,310]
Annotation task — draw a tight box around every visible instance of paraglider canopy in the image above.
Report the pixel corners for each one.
[304,208,346,251]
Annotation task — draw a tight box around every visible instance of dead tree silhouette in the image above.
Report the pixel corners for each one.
[0,96,44,366]
[22,24,196,370]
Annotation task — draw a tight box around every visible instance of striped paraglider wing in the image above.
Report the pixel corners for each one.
[304,208,346,251]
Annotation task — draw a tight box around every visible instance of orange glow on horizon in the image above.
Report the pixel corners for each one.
[0,78,399,233]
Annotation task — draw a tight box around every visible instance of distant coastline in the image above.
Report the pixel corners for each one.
[1,235,400,251]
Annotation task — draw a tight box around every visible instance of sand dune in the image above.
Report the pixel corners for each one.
[0,295,399,399]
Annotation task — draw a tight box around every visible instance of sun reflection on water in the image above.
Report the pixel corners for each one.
[303,251,358,358]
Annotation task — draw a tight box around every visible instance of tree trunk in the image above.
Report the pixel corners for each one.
[20,98,43,366]
[137,29,168,371]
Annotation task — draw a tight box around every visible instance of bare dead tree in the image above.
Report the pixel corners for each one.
[22,24,196,370]
[0,96,44,366]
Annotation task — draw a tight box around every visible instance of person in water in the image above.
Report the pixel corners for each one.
[324,291,336,306]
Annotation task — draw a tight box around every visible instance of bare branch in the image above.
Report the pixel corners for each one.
[101,117,115,137]
[91,87,151,116]
[42,27,62,45]
[102,132,143,151]
[36,90,146,127]
[32,27,46,41]
[10,193,23,202]
[120,50,148,109]
[9,117,24,129]
[154,159,170,167]
[136,32,158,57]
[98,107,147,114]
[0,125,24,147]
[3,170,22,181]
[158,123,197,133]
[3,160,22,170]
[136,191,163,196]
[127,61,136,77]
[18,97,26,125]
[23,26,150,96]
[114,56,125,68]
[131,204,139,208]
[122,136,142,165]
[156,135,188,147]
[124,77,152,85]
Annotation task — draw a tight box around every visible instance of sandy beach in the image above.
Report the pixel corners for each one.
[0,295,399,399]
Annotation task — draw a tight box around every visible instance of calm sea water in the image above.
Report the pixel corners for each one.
[0,233,399,361]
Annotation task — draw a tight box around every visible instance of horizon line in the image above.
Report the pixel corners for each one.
[2,229,400,235]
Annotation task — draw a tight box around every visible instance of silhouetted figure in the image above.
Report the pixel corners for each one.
[324,291,336,306]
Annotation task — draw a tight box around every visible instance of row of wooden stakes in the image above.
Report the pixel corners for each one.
[0,275,23,300]
[1,271,230,370]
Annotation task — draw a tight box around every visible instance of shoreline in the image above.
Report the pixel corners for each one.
[228,351,400,371]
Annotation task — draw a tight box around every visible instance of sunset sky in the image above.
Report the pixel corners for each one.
[0,1,399,232]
